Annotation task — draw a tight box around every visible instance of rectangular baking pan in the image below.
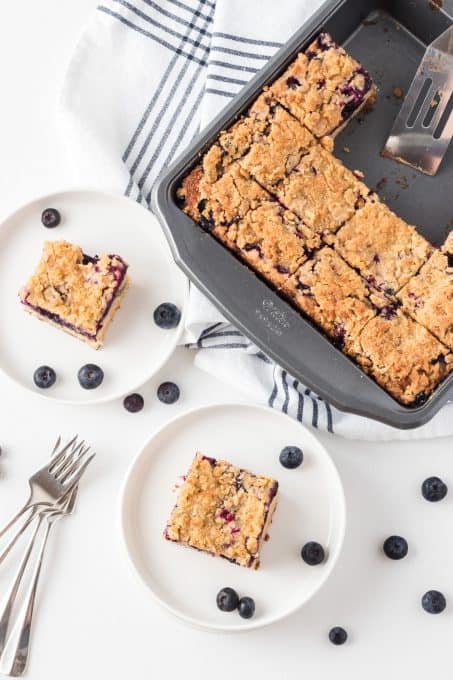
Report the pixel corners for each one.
[153,0,453,430]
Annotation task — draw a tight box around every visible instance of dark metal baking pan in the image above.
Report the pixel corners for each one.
[153,0,453,430]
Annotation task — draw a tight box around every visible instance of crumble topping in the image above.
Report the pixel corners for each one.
[274,145,370,236]
[281,247,388,352]
[19,240,128,339]
[352,310,452,405]
[270,33,375,137]
[398,232,453,348]
[230,202,321,288]
[165,453,279,569]
[333,199,433,294]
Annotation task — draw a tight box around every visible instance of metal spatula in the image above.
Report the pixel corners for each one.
[383,25,453,176]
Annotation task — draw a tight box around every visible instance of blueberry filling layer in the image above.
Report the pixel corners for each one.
[340,68,373,120]
[22,254,128,340]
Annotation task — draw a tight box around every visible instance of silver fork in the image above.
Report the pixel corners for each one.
[0,436,94,564]
[0,490,79,677]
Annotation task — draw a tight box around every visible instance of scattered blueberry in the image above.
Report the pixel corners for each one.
[238,596,255,619]
[33,365,56,389]
[216,587,239,612]
[422,590,446,614]
[157,381,180,404]
[301,541,325,566]
[153,303,181,329]
[41,208,61,228]
[77,364,104,389]
[383,535,408,560]
[422,476,448,502]
[329,626,348,645]
[123,393,144,413]
[279,445,303,469]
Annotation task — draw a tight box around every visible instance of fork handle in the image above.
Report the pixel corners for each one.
[8,517,56,677]
[0,515,45,659]
[0,506,38,567]
[0,504,35,542]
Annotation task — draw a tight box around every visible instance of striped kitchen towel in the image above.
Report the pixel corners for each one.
[59,0,453,439]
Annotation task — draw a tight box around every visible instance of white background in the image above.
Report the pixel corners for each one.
[0,2,452,678]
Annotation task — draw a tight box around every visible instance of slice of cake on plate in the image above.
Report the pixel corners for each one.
[19,240,130,349]
[165,452,279,569]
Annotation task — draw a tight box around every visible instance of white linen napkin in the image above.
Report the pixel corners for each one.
[59,0,453,439]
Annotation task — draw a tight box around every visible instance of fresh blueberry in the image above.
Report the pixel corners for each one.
[77,364,104,390]
[422,590,446,614]
[153,303,181,329]
[123,393,144,413]
[157,381,180,404]
[33,365,56,389]
[383,535,408,560]
[41,208,61,228]
[301,541,325,565]
[422,476,448,502]
[279,445,303,469]
[329,626,348,645]
[216,587,239,612]
[238,596,255,619]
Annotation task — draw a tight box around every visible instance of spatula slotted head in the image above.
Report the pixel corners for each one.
[384,26,453,176]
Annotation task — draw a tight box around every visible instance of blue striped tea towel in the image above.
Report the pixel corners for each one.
[59,0,453,439]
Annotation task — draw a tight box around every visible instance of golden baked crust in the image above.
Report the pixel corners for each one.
[165,453,279,569]
[239,104,316,189]
[352,310,452,405]
[281,247,388,352]
[230,202,321,288]
[270,33,376,138]
[19,240,129,348]
[398,232,453,348]
[177,163,269,245]
[274,145,370,236]
[333,199,433,295]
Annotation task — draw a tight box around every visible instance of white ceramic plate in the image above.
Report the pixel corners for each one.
[121,404,346,632]
[0,190,188,404]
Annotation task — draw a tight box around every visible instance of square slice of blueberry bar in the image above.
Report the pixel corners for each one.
[351,310,452,407]
[333,199,433,296]
[229,201,321,288]
[19,240,130,349]
[270,32,376,139]
[274,145,370,238]
[397,232,453,349]
[165,452,279,569]
[281,247,389,353]
[177,163,270,246]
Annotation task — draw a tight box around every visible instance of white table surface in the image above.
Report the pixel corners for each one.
[0,2,452,678]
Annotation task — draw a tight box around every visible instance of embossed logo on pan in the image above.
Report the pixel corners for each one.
[255,299,291,336]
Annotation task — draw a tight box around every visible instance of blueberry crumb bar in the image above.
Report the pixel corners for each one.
[281,247,388,353]
[352,310,452,406]
[230,202,321,288]
[274,145,370,238]
[270,33,376,138]
[165,452,279,569]
[333,199,433,295]
[19,240,130,349]
[397,233,453,349]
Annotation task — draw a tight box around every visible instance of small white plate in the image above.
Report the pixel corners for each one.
[0,190,188,404]
[121,404,346,632]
